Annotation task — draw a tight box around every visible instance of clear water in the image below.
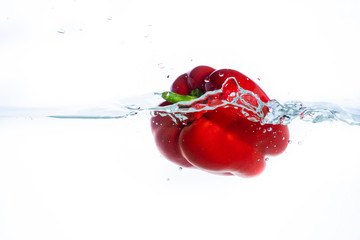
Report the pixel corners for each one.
[1,1,360,239]
[1,78,357,127]
[1,96,359,127]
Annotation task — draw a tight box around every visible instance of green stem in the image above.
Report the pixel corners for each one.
[189,89,203,98]
[161,88,204,104]
[161,91,198,104]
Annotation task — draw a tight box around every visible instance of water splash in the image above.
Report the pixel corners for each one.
[0,78,359,126]
[263,100,360,126]
[148,78,360,126]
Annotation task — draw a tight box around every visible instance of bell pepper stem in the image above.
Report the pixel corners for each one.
[161,89,204,104]
[161,91,198,104]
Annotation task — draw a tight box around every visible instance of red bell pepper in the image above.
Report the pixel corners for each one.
[151,66,289,177]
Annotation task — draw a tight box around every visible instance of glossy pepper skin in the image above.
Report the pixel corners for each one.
[151,66,289,177]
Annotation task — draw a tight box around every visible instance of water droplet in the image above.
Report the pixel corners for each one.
[57,28,65,34]
[158,63,165,69]
[178,167,183,171]
[282,137,286,140]
[166,178,170,182]
[218,72,224,77]
[267,127,272,132]
[257,159,260,162]
[257,78,260,81]
[265,157,269,161]
[263,129,267,133]
[288,140,292,144]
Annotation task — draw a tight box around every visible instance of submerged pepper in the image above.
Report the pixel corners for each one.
[151,66,289,177]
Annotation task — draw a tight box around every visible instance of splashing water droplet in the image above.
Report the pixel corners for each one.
[57,28,65,34]
[158,63,165,69]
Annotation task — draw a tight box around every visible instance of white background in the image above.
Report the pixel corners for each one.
[0,0,360,239]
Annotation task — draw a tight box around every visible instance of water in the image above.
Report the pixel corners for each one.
[1,90,358,240]
[1,78,358,127]
[0,78,360,126]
